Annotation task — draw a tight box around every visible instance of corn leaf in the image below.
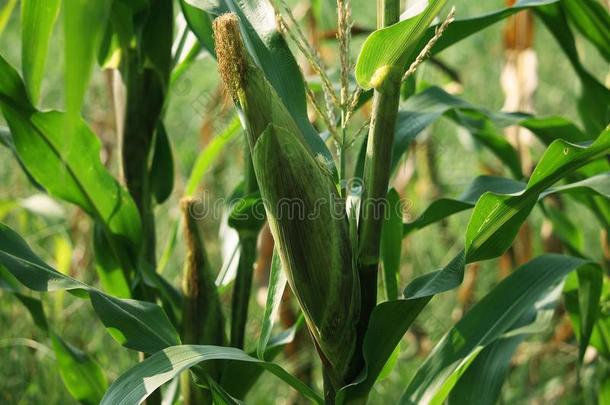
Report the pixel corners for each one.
[50,332,108,405]
[0,222,180,353]
[180,0,215,56]
[576,265,603,362]
[20,0,60,103]
[100,345,323,405]
[421,0,559,55]
[413,0,610,134]
[92,223,132,298]
[355,0,447,90]
[388,87,589,179]
[0,54,141,245]
[64,0,111,115]
[537,5,610,136]
[446,283,563,405]
[0,277,108,405]
[185,116,240,196]
[401,255,594,404]
[339,127,610,402]
[404,172,610,236]
[562,0,610,63]
[257,249,287,360]
[466,127,610,262]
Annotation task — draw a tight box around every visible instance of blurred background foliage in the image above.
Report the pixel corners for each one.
[0,0,608,403]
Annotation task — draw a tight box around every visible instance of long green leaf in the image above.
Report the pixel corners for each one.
[388,87,589,179]
[576,265,603,362]
[51,332,108,405]
[401,255,594,404]
[150,122,174,204]
[101,345,323,405]
[180,0,215,56]
[257,249,287,360]
[0,54,141,245]
[403,176,525,236]
[0,222,180,353]
[404,172,610,236]
[535,3,610,135]
[466,127,610,262]
[422,0,560,56]
[562,0,610,63]
[0,274,109,405]
[20,0,60,103]
[64,0,111,115]
[412,0,609,134]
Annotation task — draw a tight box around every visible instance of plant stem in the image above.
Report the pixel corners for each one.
[355,0,401,356]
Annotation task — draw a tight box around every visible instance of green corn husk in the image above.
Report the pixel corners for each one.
[213,14,360,387]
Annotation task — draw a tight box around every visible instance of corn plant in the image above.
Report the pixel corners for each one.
[0,0,610,404]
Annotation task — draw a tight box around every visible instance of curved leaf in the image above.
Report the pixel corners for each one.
[403,176,525,235]
[422,0,560,56]
[0,222,180,353]
[64,0,111,115]
[185,116,240,196]
[340,128,610,402]
[466,127,610,262]
[51,332,108,405]
[257,249,287,360]
[401,255,593,404]
[0,54,141,245]
[404,172,610,236]
[355,0,448,90]
[535,4,610,135]
[180,0,215,56]
[100,345,323,405]
[562,0,610,63]
[389,87,589,179]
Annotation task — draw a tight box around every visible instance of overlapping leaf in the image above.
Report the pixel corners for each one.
[0,222,180,353]
[339,126,610,402]
[100,345,323,405]
[0,54,141,246]
[355,0,448,90]
[404,172,610,236]
[401,256,593,404]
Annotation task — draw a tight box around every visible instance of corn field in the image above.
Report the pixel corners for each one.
[0,0,610,404]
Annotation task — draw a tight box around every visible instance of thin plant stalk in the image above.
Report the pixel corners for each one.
[355,0,402,352]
